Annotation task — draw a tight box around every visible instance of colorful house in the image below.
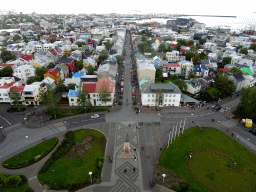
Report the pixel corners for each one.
[58,58,75,72]
[44,69,61,84]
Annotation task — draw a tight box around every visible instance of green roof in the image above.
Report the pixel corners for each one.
[81,45,89,50]
[139,78,149,86]
[241,68,252,76]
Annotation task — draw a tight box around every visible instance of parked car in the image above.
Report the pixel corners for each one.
[7,108,14,113]
[212,104,221,111]
[131,89,135,93]
[91,114,100,119]
[121,88,124,93]
[0,125,3,129]
[132,96,136,101]
[120,94,123,99]
[121,81,124,87]
[131,82,135,86]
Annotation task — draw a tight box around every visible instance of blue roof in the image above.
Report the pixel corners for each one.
[68,89,80,97]
[193,65,201,72]
[201,65,208,70]
[73,72,84,78]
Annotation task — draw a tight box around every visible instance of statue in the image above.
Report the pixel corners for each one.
[119,134,134,159]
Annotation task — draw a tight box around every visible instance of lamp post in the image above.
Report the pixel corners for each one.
[89,172,92,183]
[162,174,166,186]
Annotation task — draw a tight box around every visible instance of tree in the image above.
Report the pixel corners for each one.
[77,83,88,111]
[156,68,163,79]
[187,40,194,46]
[57,83,67,92]
[98,54,109,63]
[236,45,243,51]
[173,79,188,92]
[199,38,206,45]
[105,40,114,52]
[230,67,243,74]
[26,76,41,84]
[185,51,195,61]
[62,52,67,58]
[99,81,111,107]
[13,34,20,41]
[222,57,232,65]
[75,41,86,47]
[192,54,201,64]
[249,43,256,51]
[39,86,58,119]
[1,66,13,77]
[141,35,147,42]
[240,47,248,55]
[177,39,187,46]
[35,67,48,79]
[86,65,95,75]
[0,48,11,63]
[8,86,22,109]
[214,74,235,98]
[199,52,208,60]
[50,39,57,43]
[75,60,84,71]
[176,42,181,51]
[166,46,172,52]
[158,44,166,53]
[67,83,76,90]
[235,87,256,123]
[188,70,196,79]
[47,62,55,69]
[115,55,122,65]
[155,88,164,108]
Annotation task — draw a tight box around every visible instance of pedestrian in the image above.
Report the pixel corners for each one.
[142,146,144,150]
[124,169,127,174]
[133,167,136,172]
[226,129,229,132]
[189,155,192,159]
[160,148,162,151]
[231,133,234,137]
[134,148,136,152]
[129,124,131,127]
[134,156,137,161]
[109,158,111,162]
[136,125,138,129]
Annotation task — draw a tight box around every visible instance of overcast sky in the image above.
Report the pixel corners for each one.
[1,0,255,16]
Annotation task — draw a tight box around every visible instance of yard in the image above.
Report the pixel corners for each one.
[2,137,58,169]
[1,184,33,192]
[157,126,256,192]
[38,129,106,190]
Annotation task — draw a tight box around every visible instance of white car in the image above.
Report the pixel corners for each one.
[91,114,100,119]
[0,126,3,129]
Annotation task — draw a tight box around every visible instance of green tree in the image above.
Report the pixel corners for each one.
[75,41,86,47]
[35,67,48,79]
[50,38,57,43]
[230,67,243,74]
[39,86,58,119]
[0,48,11,63]
[166,46,172,52]
[105,40,114,52]
[249,43,256,51]
[141,35,147,42]
[67,83,76,90]
[13,34,20,41]
[158,44,166,53]
[199,38,206,45]
[57,83,67,92]
[115,55,122,65]
[26,76,42,84]
[236,45,243,50]
[235,87,256,122]
[8,86,22,109]
[240,47,248,55]
[199,52,208,60]
[187,40,194,46]
[192,54,201,64]
[62,52,67,58]
[176,42,181,51]
[177,39,187,46]
[98,54,109,63]
[1,66,13,77]
[185,51,195,61]
[75,60,84,71]
[155,88,164,108]
[214,74,235,98]
[222,56,232,65]
[156,68,163,79]
[86,65,95,75]
[47,62,55,69]
[99,81,111,107]
[173,79,188,92]
[188,70,196,79]
[77,83,88,111]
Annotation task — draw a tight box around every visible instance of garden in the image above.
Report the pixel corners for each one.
[156,126,256,192]
[38,129,106,191]
[0,174,34,192]
[2,137,58,169]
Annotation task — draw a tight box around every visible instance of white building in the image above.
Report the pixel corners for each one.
[179,60,194,78]
[22,82,47,105]
[166,51,179,63]
[13,65,36,84]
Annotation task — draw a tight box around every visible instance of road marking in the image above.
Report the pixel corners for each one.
[0,116,11,125]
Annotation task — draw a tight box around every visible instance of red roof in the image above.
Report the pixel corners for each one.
[48,49,58,56]
[220,68,230,73]
[45,69,59,78]
[0,82,16,89]
[0,64,14,67]
[83,83,96,93]
[11,85,25,94]
[20,54,33,61]
[168,63,180,67]
[169,44,177,47]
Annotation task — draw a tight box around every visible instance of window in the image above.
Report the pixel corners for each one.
[152,99,154,102]
[169,95,172,97]
[93,94,95,97]
[165,94,167,97]
[77,99,80,102]
[173,99,175,102]
[152,94,154,97]
[97,99,99,101]
[148,99,150,102]
[165,99,167,102]
[71,99,74,101]
[148,94,150,97]
[169,99,171,102]
[173,95,176,97]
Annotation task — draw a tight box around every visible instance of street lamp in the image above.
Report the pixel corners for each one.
[89,172,92,183]
[162,174,166,185]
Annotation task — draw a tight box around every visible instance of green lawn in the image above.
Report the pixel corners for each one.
[2,137,58,168]
[38,129,106,184]
[0,184,33,192]
[158,127,256,192]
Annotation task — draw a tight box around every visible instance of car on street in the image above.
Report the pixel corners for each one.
[131,82,135,86]
[132,89,134,93]
[121,81,124,87]
[212,104,221,111]
[121,88,124,93]
[120,94,123,99]
[91,114,100,119]
[0,126,3,129]
[7,108,14,113]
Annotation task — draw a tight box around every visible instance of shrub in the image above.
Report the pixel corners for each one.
[24,188,34,192]
[118,101,122,105]
[5,175,22,188]
[133,101,136,105]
